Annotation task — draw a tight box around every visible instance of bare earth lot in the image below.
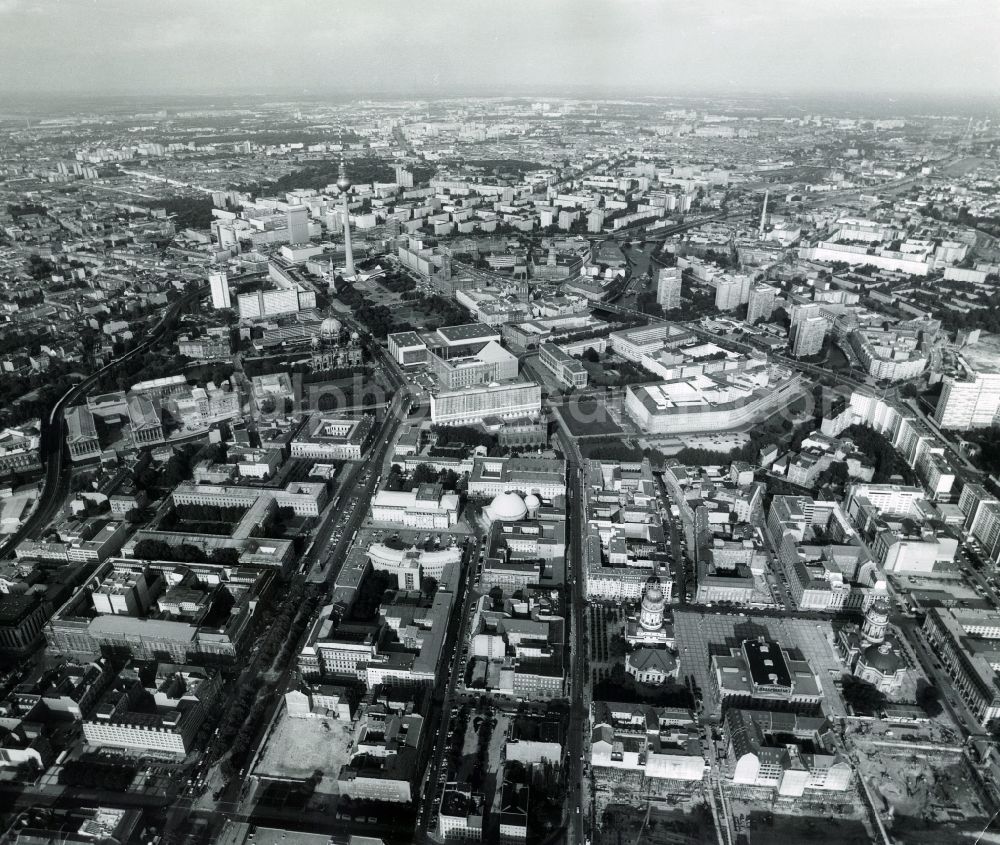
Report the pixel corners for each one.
[253,704,353,795]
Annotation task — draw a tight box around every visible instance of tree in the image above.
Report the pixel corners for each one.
[608,634,629,659]
[817,461,849,488]
[841,674,887,716]
[582,347,600,364]
[916,679,943,717]
[410,463,440,486]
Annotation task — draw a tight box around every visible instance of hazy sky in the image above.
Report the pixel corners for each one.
[0,0,997,99]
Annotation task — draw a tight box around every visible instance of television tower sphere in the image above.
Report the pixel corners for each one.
[336,160,352,193]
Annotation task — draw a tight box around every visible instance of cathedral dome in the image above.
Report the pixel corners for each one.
[487,492,527,523]
[643,578,664,606]
[639,575,666,632]
[320,317,343,337]
[861,639,904,675]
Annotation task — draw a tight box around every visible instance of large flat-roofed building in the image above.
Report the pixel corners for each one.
[625,365,804,435]
[0,593,50,658]
[427,340,519,390]
[934,335,1000,430]
[370,484,461,529]
[290,414,375,461]
[922,607,1000,725]
[711,638,824,709]
[430,381,541,426]
[438,784,486,841]
[538,342,587,388]
[237,262,316,320]
[82,664,220,755]
[844,483,926,519]
[367,542,463,589]
[609,322,696,362]
[46,561,269,666]
[432,323,503,356]
[387,323,500,366]
[209,270,231,310]
[298,607,381,679]
[130,374,189,400]
[388,330,428,367]
[467,455,566,500]
[798,240,930,276]
[714,275,743,311]
[237,287,301,319]
[65,405,102,462]
[170,480,327,518]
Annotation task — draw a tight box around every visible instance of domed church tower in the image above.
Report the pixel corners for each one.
[639,575,666,632]
[861,596,890,646]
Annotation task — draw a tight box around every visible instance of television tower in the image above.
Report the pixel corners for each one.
[337,159,355,278]
[758,190,769,239]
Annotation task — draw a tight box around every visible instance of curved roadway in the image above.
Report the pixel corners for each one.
[0,284,206,560]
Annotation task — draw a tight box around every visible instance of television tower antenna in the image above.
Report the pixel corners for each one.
[337,159,355,278]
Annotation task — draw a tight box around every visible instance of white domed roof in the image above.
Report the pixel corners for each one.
[642,577,665,606]
[524,494,541,511]
[321,317,343,336]
[488,492,527,522]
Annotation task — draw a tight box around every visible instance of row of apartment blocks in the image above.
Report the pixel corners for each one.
[822,390,958,501]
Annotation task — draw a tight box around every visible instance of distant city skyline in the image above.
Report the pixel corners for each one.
[0,0,997,100]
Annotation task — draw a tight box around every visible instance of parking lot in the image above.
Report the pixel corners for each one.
[673,608,850,719]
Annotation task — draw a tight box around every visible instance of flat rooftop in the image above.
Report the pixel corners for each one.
[959,332,1000,375]
[435,323,501,344]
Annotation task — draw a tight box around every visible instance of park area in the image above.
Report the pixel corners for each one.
[556,399,624,438]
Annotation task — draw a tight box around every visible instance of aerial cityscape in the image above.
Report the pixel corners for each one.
[0,2,998,845]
